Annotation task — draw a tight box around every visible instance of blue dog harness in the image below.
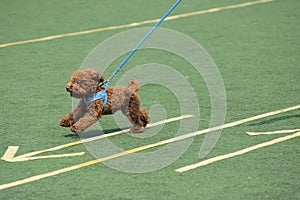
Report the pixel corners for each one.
[83,83,108,109]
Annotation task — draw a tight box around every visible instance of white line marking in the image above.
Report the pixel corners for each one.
[1,146,19,160]
[18,152,85,161]
[1,149,85,162]
[0,104,298,190]
[0,0,273,48]
[246,129,300,136]
[1,115,193,162]
[175,131,300,172]
[82,114,194,144]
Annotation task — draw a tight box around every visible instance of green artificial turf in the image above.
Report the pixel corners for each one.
[0,0,299,199]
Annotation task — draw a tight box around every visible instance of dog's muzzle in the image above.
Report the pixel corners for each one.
[66,83,73,93]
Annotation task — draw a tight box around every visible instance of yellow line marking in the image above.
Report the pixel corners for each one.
[175,131,300,172]
[1,115,193,162]
[0,104,298,190]
[246,129,300,136]
[0,0,273,49]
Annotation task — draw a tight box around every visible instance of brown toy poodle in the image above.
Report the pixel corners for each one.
[59,68,149,134]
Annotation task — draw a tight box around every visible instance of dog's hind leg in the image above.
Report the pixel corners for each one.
[139,107,149,127]
[125,93,147,133]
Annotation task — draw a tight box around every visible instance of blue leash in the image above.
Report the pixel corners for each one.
[101,0,182,86]
[92,0,182,107]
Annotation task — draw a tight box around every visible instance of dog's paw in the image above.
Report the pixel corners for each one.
[59,114,74,127]
[59,118,73,127]
[130,125,144,133]
[70,124,83,134]
[59,118,72,127]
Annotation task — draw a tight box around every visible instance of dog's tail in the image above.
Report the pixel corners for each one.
[127,80,140,92]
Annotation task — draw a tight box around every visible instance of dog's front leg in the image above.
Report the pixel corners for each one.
[70,100,103,133]
[59,99,86,127]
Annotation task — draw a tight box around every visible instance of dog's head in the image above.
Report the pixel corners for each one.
[66,69,105,98]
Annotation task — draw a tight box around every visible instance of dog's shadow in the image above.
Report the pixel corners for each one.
[247,114,300,126]
[64,127,130,139]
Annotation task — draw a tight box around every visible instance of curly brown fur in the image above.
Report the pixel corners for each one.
[59,69,149,134]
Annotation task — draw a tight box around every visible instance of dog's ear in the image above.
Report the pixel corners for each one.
[91,71,105,84]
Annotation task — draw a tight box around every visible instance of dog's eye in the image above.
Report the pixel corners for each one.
[76,80,81,84]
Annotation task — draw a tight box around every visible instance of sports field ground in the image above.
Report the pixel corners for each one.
[0,0,299,199]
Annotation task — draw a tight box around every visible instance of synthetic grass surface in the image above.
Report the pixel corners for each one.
[0,0,299,199]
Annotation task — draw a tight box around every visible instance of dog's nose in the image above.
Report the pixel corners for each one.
[66,83,73,92]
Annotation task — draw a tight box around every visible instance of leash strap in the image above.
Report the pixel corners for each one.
[101,0,182,86]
